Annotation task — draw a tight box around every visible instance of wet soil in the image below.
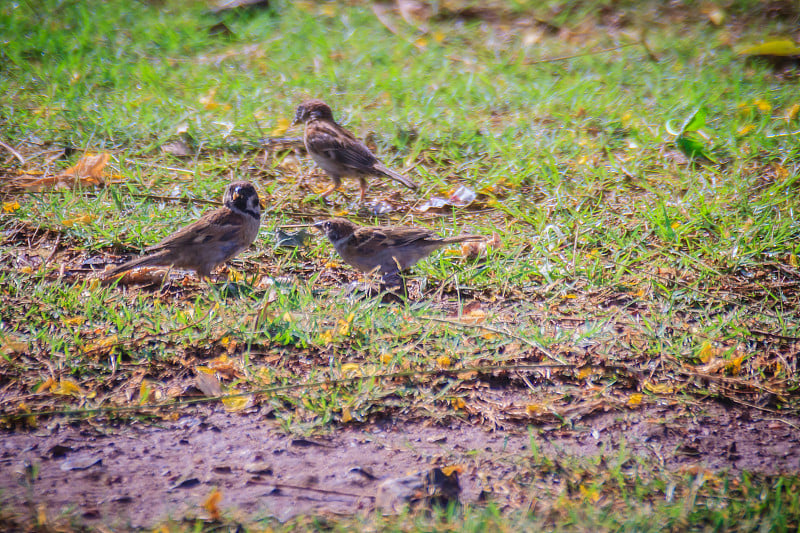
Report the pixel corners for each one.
[1,401,798,528]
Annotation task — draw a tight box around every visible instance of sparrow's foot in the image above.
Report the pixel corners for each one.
[380,273,407,302]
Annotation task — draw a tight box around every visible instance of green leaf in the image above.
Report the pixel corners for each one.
[661,205,676,241]
[676,134,718,163]
[681,107,706,134]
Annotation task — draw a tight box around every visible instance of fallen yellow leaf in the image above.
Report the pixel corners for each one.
[35,377,55,393]
[628,393,643,407]
[64,316,86,326]
[737,40,800,57]
[222,393,250,412]
[318,330,334,344]
[644,381,674,395]
[726,355,744,375]
[579,484,601,503]
[436,356,451,368]
[785,103,800,123]
[62,214,98,227]
[737,124,756,136]
[271,117,290,136]
[341,406,352,423]
[441,465,463,476]
[341,363,361,377]
[139,380,151,404]
[200,88,219,110]
[51,378,83,396]
[202,488,222,520]
[84,334,119,354]
[526,403,543,415]
[227,269,244,282]
[754,99,772,113]
[2,201,20,213]
[698,341,715,363]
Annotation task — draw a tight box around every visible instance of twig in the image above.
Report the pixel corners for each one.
[2,362,571,419]
[278,223,316,228]
[418,315,566,364]
[676,368,783,395]
[129,193,221,207]
[40,234,61,270]
[250,480,373,500]
[82,305,217,357]
[524,42,639,65]
[600,255,782,320]
[124,158,195,174]
[639,28,659,62]
[748,328,800,341]
[760,417,800,431]
[371,3,425,51]
[766,129,800,138]
[0,140,25,165]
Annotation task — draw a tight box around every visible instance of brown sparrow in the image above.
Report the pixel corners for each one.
[292,99,419,202]
[105,181,261,280]
[314,218,482,289]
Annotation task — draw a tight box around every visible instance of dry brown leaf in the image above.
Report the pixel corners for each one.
[195,371,223,397]
[461,232,501,259]
[21,153,111,191]
[102,266,170,286]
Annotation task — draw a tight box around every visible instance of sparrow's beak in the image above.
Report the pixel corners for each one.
[291,109,304,127]
[313,221,325,231]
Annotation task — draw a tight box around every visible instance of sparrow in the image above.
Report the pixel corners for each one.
[105,181,262,280]
[314,218,482,290]
[292,99,419,202]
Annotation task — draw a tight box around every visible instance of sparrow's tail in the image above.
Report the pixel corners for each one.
[104,250,170,279]
[374,163,419,190]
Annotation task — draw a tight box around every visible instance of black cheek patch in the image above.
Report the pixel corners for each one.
[232,193,250,213]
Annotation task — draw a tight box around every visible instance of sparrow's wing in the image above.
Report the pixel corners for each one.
[306,123,378,171]
[146,208,244,252]
[350,227,437,250]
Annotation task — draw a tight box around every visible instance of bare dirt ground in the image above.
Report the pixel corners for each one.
[1,401,798,528]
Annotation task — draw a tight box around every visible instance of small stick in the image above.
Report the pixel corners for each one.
[278,223,316,228]
[0,140,25,165]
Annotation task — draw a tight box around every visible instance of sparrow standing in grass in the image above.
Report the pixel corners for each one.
[105,181,262,280]
[314,218,482,291]
[292,99,419,202]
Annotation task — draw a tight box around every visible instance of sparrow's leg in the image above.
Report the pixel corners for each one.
[319,176,342,200]
[358,178,368,203]
[380,271,407,301]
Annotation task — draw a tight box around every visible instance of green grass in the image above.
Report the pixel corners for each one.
[1,0,800,529]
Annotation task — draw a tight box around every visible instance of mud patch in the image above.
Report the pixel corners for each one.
[1,401,798,528]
